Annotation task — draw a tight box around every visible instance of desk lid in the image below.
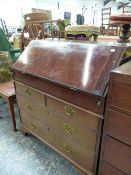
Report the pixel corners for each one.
[12,40,130,96]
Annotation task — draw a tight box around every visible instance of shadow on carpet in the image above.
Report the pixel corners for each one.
[0,97,80,175]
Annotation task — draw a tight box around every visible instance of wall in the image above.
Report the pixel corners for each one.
[0,0,23,26]
[0,0,122,28]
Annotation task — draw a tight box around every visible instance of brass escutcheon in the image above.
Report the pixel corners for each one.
[30,122,36,129]
[27,104,33,111]
[64,124,73,134]
[64,144,73,153]
[26,88,32,96]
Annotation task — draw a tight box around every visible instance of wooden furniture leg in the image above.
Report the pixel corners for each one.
[7,96,17,131]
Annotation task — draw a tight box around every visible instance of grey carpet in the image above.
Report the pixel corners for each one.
[0,97,80,175]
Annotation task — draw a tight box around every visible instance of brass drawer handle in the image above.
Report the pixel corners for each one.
[26,88,32,96]
[64,105,75,116]
[27,104,33,111]
[64,124,73,134]
[64,144,73,153]
[30,122,36,129]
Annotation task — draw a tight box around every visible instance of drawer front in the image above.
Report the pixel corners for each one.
[47,96,99,131]
[15,82,45,107]
[107,109,131,145]
[110,82,131,113]
[101,162,126,175]
[20,110,95,174]
[53,133,95,174]
[47,111,98,151]
[17,95,48,121]
[20,110,55,143]
[103,136,131,174]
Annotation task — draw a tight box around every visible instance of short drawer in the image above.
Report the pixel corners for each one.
[15,82,45,107]
[103,136,131,175]
[110,82,131,114]
[47,96,100,131]
[20,110,95,174]
[17,95,48,121]
[47,111,98,151]
[100,162,126,175]
[107,109,131,145]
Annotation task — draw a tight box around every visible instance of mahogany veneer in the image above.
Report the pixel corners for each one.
[12,40,131,175]
[99,61,131,175]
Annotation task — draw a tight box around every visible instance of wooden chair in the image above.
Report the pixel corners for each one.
[0,18,8,36]
[101,7,111,35]
[0,81,17,131]
[101,7,119,36]
[21,23,44,51]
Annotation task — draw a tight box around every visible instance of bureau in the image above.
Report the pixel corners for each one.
[99,61,131,175]
[12,40,131,175]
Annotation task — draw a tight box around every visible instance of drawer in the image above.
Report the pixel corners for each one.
[100,162,126,175]
[15,82,45,107]
[110,82,131,114]
[47,96,100,131]
[107,109,131,145]
[20,110,55,143]
[47,111,98,151]
[103,136,131,174]
[53,132,95,174]
[17,95,48,121]
[21,110,95,172]
[20,110,95,174]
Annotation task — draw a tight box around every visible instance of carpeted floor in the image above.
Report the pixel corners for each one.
[0,97,80,175]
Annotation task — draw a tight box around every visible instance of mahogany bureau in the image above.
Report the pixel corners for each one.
[99,61,131,175]
[12,40,131,175]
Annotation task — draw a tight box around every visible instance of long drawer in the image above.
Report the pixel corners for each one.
[47,96,100,131]
[101,162,126,175]
[110,82,131,114]
[103,136,131,175]
[47,111,98,151]
[107,109,131,145]
[20,110,95,174]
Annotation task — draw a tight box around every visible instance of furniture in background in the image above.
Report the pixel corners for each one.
[21,23,44,51]
[101,7,111,35]
[0,81,16,131]
[65,24,100,41]
[31,8,52,20]
[23,12,50,23]
[109,14,131,43]
[12,40,131,175]
[99,61,131,175]
[23,12,69,41]
[101,7,119,36]
[0,18,8,36]
[0,28,21,62]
